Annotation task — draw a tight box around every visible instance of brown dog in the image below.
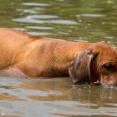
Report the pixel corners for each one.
[0,28,117,86]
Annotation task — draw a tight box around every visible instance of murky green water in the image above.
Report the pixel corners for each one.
[0,0,117,117]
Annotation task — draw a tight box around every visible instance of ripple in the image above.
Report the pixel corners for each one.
[46,20,78,25]
[104,36,114,39]
[16,9,43,14]
[44,101,117,116]
[27,32,52,36]
[13,16,78,25]
[0,77,22,87]
[12,18,44,24]
[27,15,58,19]
[26,26,53,30]
[22,2,49,7]
[80,13,106,18]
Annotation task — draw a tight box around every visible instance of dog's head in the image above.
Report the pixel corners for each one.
[69,42,117,86]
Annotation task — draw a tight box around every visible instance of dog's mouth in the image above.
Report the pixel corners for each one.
[92,80,101,85]
[73,78,101,85]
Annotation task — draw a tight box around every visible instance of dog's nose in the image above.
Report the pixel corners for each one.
[93,80,101,85]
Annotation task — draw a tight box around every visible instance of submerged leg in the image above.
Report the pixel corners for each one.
[0,66,28,78]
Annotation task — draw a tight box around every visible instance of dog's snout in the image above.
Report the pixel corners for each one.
[107,80,117,86]
[101,77,117,87]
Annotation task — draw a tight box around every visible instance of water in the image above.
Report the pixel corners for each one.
[0,0,117,117]
[0,77,117,117]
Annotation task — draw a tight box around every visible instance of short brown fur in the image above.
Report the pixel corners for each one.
[0,28,117,86]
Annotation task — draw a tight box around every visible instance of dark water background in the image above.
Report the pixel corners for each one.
[0,0,117,117]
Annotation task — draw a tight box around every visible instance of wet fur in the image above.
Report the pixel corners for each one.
[0,28,117,86]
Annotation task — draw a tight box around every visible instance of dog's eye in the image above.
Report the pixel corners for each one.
[103,63,116,72]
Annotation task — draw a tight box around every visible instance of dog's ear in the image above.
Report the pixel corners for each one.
[68,50,98,84]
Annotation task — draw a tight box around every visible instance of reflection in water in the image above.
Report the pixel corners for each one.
[80,13,106,18]
[0,78,117,117]
[0,0,117,117]
[22,2,49,7]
